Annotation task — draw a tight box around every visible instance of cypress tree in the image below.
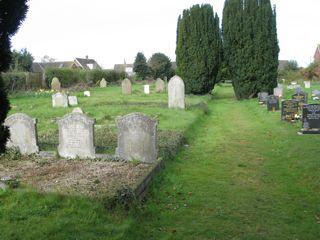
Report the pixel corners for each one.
[0,0,29,152]
[133,52,149,80]
[176,4,222,94]
[222,0,279,99]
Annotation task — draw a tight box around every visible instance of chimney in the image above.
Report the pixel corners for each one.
[86,55,88,60]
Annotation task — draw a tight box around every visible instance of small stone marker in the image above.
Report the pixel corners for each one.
[72,107,83,113]
[144,85,150,94]
[68,96,78,106]
[168,75,185,109]
[100,78,107,88]
[121,78,132,95]
[52,92,68,108]
[294,86,303,94]
[267,95,279,111]
[84,91,90,97]
[57,112,95,159]
[116,113,158,163]
[281,100,299,121]
[273,87,283,97]
[51,77,61,91]
[304,81,311,89]
[292,92,308,108]
[4,113,39,154]
[258,92,268,104]
[155,78,165,93]
[301,104,320,134]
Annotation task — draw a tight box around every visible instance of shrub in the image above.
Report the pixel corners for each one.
[1,72,26,91]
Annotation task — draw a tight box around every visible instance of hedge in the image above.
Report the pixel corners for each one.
[1,72,42,92]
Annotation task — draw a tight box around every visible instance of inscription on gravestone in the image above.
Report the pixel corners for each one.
[292,92,308,108]
[168,75,185,109]
[281,100,299,121]
[258,92,268,104]
[52,92,68,107]
[267,95,279,111]
[301,104,320,134]
[4,113,39,154]
[57,112,95,158]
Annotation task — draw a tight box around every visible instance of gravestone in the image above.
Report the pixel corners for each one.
[57,112,95,158]
[312,89,320,96]
[4,113,39,154]
[258,92,268,104]
[304,81,311,89]
[144,85,150,94]
[168,75,185,109]
[68,96,78,106]
[155,78,165,93]
[273,87,283,97]
[121,78,132,95]
[281,100,299,121]
[301,104,320,134]
[51,77,61,91]
[294,86,303,94]
[52,92,68,107]
[292,92,308,108]
[72,107,83,113]
[116,113,158,163]
[100,78,107,88]
[267,95,279,111]
[84,91,90,97]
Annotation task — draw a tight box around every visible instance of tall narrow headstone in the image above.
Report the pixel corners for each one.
[4,113,39,154]
[304,81,311,89]
[51,77,61,91]
[144,85,150,94]
[122,78,132,95]
[57,112,95,158]
[168,75,185,109]
[100,78,107,88]
[155,78,165,93]
[116,113,158,163]
[52,92,68,107]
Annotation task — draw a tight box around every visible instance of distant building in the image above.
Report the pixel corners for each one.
[114,62,134,76]
[314,44,320,62]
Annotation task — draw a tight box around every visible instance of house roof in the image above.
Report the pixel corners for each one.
[314,44,320,61]
[114,64,133,72]
[74,58,101,70]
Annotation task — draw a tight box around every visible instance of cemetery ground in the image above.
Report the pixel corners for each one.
[1,83,320,239]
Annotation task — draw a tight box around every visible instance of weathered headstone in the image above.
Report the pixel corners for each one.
[258,92,268,104]
[116,113,158,163]
[294,86,303,94]
[281,100,299,121]
[57,112,95,158]
[72,107,83,113]
[144,85,150,94]
[304,81,311,89]
[52,92,68,107]
[68,96,78,106]
[84,91,90,97]
[292,92,308,108]
[312,89,320,100]
[121,78,132,95]
[4,113,39,154]
[155,78,165,93]
[301,104,320,134]
[168,75,185,109]
[267,95,279,111]
[273,87,283,97]
[51,77,61,91]
[100,78,107,88]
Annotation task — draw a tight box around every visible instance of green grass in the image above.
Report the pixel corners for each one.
[1,83,320,239]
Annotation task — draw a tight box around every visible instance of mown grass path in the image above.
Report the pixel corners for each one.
[124,85,320,239]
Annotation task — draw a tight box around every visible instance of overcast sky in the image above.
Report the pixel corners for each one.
[11,0,320,69]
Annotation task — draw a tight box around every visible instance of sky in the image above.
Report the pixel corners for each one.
[11,0,320,69]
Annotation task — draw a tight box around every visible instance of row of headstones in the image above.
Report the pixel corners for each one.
[4,111,158,163]
[258,85,320,134]
[121,78,166,94]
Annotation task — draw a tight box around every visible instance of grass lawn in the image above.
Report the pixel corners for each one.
[1,83,320,239]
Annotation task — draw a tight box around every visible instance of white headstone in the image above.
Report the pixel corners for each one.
[304,81,311,89]
[116,113,158,163]
[57,112,95,159]
[100,78,107,88]
[52,92,68,107]
[273,87,283,97]
[144,85,150,94]
[4,113,39,154]
[168,75,185,109]
[68,96,78,106]
[84,91,90,97]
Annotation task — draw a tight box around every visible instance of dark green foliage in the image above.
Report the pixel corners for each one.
[0,0,28,152]
[222,0,279,99]
[133,52,149,80]
[176,4,223,94]
[10,48,34,72]
[148,53,173,79]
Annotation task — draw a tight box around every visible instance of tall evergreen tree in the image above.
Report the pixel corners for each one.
[148,53,172,79]
[176,4,222,94]
[0,0,29,152]
[133,52,149,80]
[222,0,279,99]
